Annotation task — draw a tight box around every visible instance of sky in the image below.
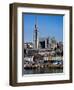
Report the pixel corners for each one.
[23,13,63,43]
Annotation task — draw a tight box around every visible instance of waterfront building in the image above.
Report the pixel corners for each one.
[24,56,34,62]
[43,54,49,61]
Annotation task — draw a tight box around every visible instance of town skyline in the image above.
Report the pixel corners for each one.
[23,13,63,74]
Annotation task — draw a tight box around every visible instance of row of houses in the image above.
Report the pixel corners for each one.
[24,54,63,63]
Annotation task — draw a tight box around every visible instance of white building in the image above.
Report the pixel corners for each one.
[24,56,34,62]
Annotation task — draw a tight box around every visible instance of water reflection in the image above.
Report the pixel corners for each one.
[24,67,63,74]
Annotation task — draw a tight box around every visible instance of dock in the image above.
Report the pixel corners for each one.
[24,63,63,70]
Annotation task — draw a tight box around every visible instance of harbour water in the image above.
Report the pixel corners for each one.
[24,67,63,74]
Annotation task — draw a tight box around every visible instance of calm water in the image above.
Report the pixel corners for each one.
[24,67,63,74]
